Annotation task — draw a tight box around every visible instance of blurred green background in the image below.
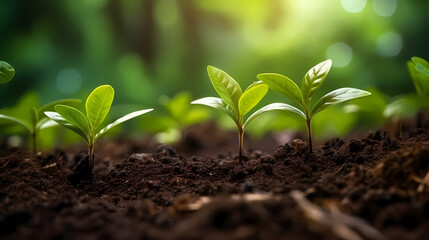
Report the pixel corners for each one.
[1,0,429,148]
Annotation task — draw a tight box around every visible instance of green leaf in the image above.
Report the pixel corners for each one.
[0,91,39,124]
[243,103,305,130]
[257,73,304,107]
[407,61,425,95]
[36,118,58,130]
[301,59,332,104]
[55,105,90,138]
[163,91,191,121]
[0,61,15,83]
[408,57,429,96]
[412,57,429,76]
[311,88,371,116]
[183,108,209,127]
[239,83,268,118]
[384,95,419,119]
[86,85,114,131]
[0,114,33,133]
[95,109,153,140]
[44,111,89,141]
[191,97,236,122]
[243,80,264,91]
[38,99,81,117]
[31,106,39,125]
[416,64,429,77]
[207,66,242,114]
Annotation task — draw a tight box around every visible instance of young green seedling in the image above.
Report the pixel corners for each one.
[45,85,153,170]
[408,56,429,192]
[0,98,80,153]
[192,66,299,162]
[408,56,429,97]
[0,61,15,83]
[156,91,209,143]
[385,57,429,139]
[258,59,371,153]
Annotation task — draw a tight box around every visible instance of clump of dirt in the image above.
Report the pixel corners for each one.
[1,127,428,239]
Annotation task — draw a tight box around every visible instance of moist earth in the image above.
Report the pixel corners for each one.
[1,125,429,240]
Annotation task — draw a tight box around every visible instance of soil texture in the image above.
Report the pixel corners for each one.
[1,126,429,240]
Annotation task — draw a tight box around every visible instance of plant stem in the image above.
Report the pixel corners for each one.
[399,120,403,141]
[32,131,37,154]
[88,142,94,170]
[306,118,313,153]
[238,128,244,163]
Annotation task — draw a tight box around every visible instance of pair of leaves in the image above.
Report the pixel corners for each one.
[408,57,429,96]
[0,61,15,83]
[0,98,80,134]
[45,85,153,143]
[160,91,209,128]
[258,59,371,119]
[192,66,269,129]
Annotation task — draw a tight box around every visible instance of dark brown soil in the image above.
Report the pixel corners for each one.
[1,125,429,240]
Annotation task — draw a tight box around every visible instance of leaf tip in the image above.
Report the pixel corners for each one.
[256,73,266,79]
[325,59,333,68]
[190,99,200,105]
[207,65,216,72]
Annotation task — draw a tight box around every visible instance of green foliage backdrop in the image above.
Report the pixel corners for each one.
[1,0,429,145]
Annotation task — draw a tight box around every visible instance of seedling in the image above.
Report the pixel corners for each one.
[408,56,429,96]
[156,91,209,143]
[407,56,429,191]
[45,85,153,170]
[384,57,429,138]
[0,61,15,83]
[384,57,429,120]
[192,66,300,161]
[0,98,80,153]
[258,59,371,153]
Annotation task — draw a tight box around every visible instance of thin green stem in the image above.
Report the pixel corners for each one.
[32,121,37,154]
[32,131,37,154]
[304,106,313,154]
[238,128,244,163]
[306,118,313,154]
[399,120,403,141]
[88,142,94,170]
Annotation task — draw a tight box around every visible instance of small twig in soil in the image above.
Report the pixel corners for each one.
[334,165,345,175]
[417,170,429,192]
[0,159,11,169]
[41,162,58,169]
[290,190,387,240]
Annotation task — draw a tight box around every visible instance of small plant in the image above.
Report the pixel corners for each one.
[45,85,153,170]
[408,56,429,96]
[155,91,209,143]
[258,59,371,153]
[192,66,300,161]
[384,57,429,138]
[0,61,15,83]
[0,97,80,153]
[384,56,429,120]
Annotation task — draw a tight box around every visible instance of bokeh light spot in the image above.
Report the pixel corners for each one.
[56,68,83,94]
[341,0,367,13]
[372,0,397,17]
[326,42,353,68]
[376,32,402,57]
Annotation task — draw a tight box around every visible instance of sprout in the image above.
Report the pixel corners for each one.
[258,60,371,153]
[45,85,153,170]
[0,98,80,153]
[192,66,294,162]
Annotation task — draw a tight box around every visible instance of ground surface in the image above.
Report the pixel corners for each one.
[1,123,429,240]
